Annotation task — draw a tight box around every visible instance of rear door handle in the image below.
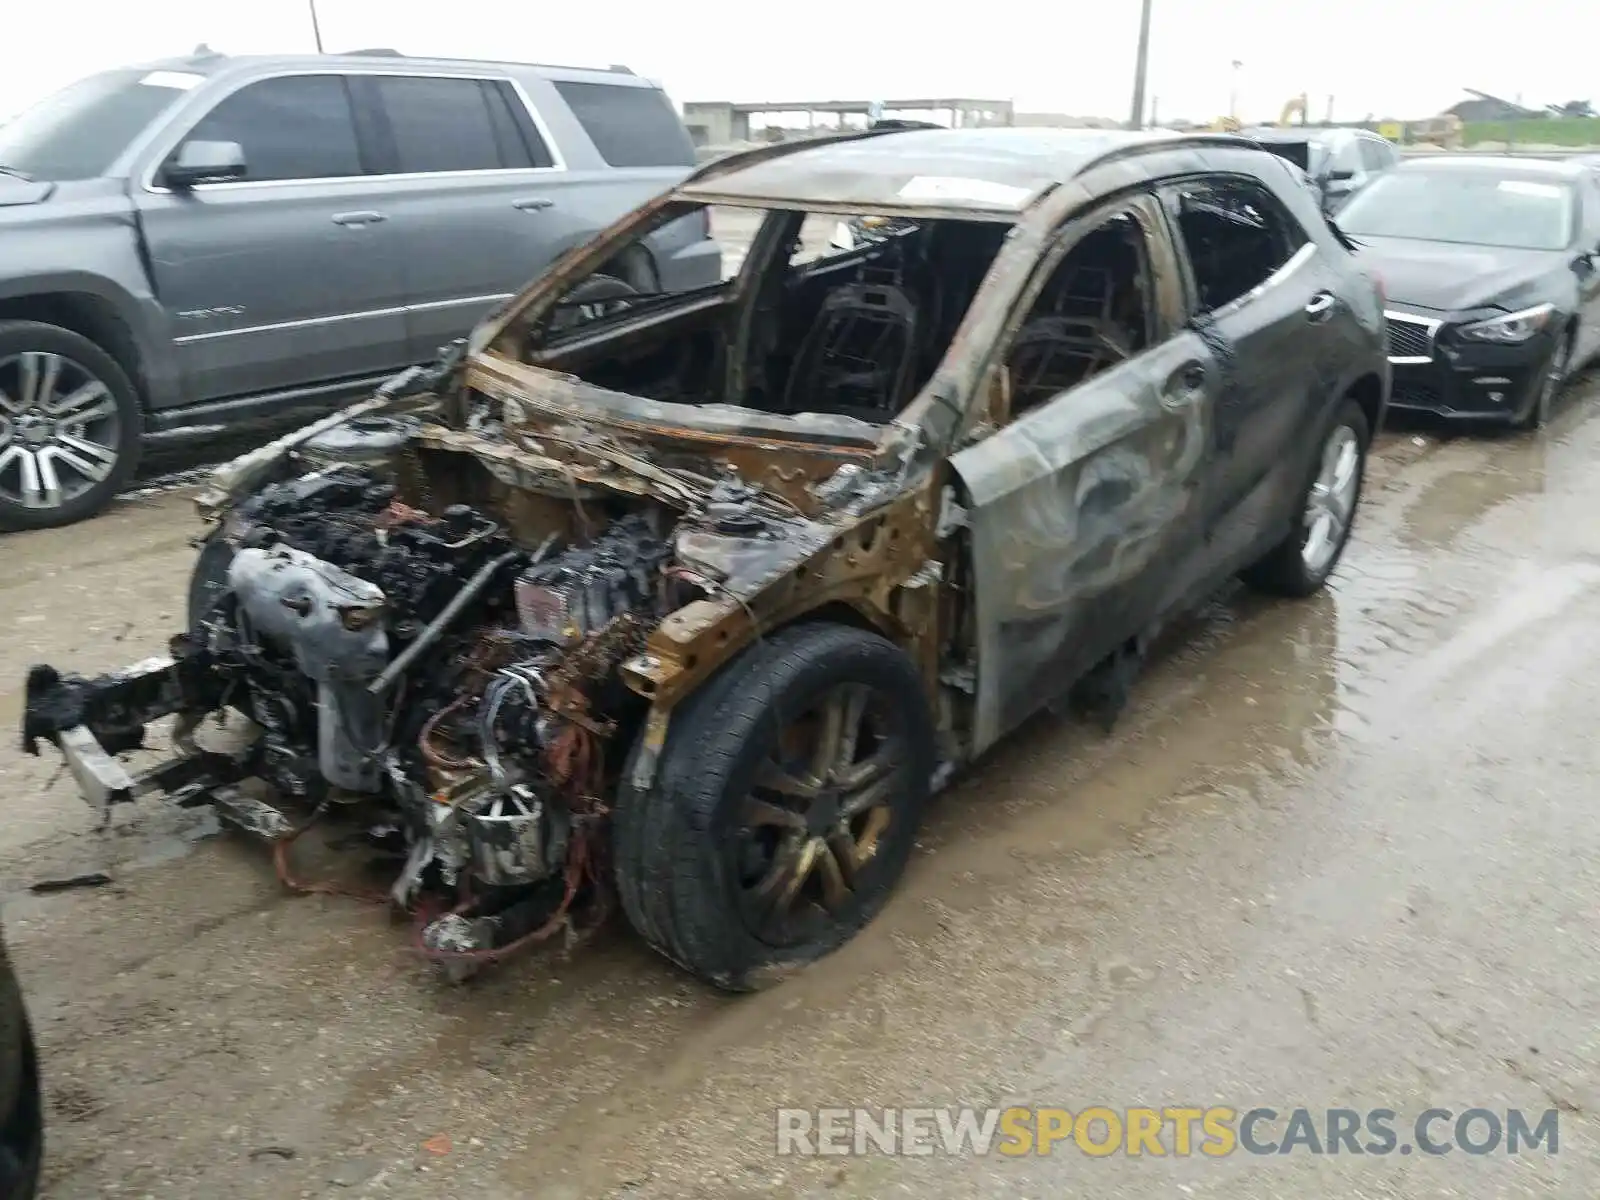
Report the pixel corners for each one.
[513,197,554,211]
[1305,291,1337,322]
[332,210,386,226]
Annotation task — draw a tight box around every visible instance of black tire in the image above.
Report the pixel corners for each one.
[613,623,935,992]
[0,1020,41,1200]
[549,274,638,333]
[1241,396,1370,598]
[0,320,143,533]
[1510,328,1570,431]
[186,528,238,634]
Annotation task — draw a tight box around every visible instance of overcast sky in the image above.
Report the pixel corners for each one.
[6,0,1594,125]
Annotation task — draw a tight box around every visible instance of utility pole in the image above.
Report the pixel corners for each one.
[1229,60,1243,121]
[308,0,326,53]
[1128,0,1153,129]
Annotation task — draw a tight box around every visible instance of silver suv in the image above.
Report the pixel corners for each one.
[0,50,719,531]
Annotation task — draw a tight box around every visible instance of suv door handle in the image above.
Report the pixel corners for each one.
[513,197,554,211]
[332,210,386,226]
[1305,292,1337,322]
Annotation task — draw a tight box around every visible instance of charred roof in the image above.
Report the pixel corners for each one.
[677,126,1205,214]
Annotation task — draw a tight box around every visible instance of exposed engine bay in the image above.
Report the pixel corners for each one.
[22,449,736,975]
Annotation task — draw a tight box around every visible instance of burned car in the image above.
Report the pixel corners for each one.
[20,128,1388,992]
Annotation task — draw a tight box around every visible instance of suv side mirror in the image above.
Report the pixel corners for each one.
[161,140,247,189]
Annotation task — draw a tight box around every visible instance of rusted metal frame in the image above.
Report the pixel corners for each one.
[675,192,1025,224]
[678,126,904,186]
[722,206,811,411]
[465,354,883,453]
[622,486,941,710]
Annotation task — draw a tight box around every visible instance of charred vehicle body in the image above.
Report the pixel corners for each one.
[21,127,1388,990]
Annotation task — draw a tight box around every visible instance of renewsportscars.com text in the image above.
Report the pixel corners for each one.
[775,1106,1561,1158]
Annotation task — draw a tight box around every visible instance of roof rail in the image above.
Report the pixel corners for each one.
[1077,131,1254,176]
[345,47,404,57]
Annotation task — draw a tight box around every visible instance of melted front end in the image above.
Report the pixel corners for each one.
[19,436,767,977]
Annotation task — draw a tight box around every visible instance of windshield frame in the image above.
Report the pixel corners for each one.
[0,67,203,182]
[1335,167,1577,252]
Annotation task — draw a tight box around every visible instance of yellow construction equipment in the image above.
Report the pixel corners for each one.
[1279,94,1308,126]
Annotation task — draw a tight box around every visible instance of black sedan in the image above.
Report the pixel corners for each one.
[1333,156,1600,428]
[0,922,40,1198]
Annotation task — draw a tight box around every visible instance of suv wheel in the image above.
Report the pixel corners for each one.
[0,321,142,532]
[614,624,935,991]
[549,275,639,333]
[1241,396,1370,597]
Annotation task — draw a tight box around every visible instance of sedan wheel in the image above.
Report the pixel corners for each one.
[1515,329,1569,431]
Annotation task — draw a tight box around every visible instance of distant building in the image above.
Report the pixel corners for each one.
[1442,90,1543,122]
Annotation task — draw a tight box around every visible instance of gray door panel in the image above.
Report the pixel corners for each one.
[138,183,409,402]
[135,72,410,404]
[392,171,680,358]
[950,329,1218,757]
[383,173,560,356]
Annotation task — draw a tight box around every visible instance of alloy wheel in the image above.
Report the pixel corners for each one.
[1301,422,1361,575]
[0,351,122,511]
[733,681,909,943]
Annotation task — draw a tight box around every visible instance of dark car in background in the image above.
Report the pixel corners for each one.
[1241,126,1401,214]
[1336,156,1600,428]
[0,923,41,1198]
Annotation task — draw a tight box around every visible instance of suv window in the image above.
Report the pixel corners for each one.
[551,81,696,168]
[1165,176,1309,312]
[184,75,364,182]
[1358,138,1393,172]
[373,75,546,173]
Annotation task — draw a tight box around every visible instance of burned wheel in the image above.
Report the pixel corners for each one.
[614,623,935,992]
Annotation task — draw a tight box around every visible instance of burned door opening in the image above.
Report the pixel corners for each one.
[950,196,1216,753]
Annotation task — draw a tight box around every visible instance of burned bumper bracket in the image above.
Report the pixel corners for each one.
[20,646,243,819]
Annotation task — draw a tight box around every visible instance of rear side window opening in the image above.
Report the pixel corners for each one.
[552,81,695,168]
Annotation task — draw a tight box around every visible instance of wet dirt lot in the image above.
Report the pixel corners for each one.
[4,374,1600,1197]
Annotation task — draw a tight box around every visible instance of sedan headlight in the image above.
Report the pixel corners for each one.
[1458,303,1556,344]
